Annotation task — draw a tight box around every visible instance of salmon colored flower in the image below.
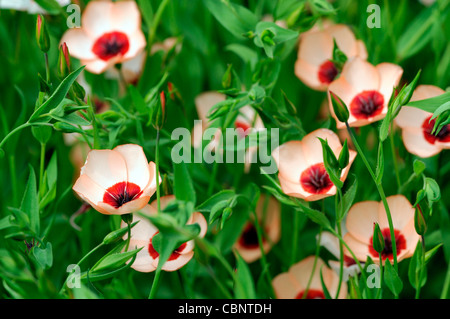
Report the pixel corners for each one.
[271,129,357,201]
[272,256,347,299]
[343,195,420,263]
[328,57,403,128]
[234,194,281,263]
[72,144,159,215]
[122,195,207,272]
[192,91,265,172]
[60,0,146,74]
[395,85,449,158]
[295,21,368,91]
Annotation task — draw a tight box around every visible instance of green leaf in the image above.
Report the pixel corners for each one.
[425,177,441,205]
[29,66,85,122]
[32,242,53,269]
[173,161,196,205]
[337,175,358,222]
[91,246,142,273]
[319,266,333,299]
[408,241,427,290]
[196,190,236,212]
[318,138,343,189]
[20,166,40,235]
[375,142,384,185]
[295,203,331,229]
[413,159,426,176]
[233,250,256,299]
[405,92,450,113]
[384,259,403,297]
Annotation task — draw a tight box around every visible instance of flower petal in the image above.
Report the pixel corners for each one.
[272,272,301,299]
[195,92,226,124]
[161,251,194,271]
[345,200,380,243]
[60,28,96,60]
[377,195,415,232]
[375,63,403,104]
[110,1,142,34]
[82,1,114,38]
[340,57,380,94]
[113,144,150,190]
[401,128,442,158]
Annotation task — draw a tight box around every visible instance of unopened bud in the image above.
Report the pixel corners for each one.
[330,91,349,123]
[58,42,71,78]
[36,15,50,53]
[372,222,385,254]
[414,205,427,236]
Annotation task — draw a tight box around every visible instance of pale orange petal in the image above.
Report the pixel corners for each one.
[60,28,96,60]
[272,272,301,299]
[82,1,114,38]
[110,1,141,34]
[401,128,442,158]
[394,106,430,129]
[377,195,415,232]
[376,63,403,105]
[339,57,380,94]
[195,92,226,123]
[345,201,380,243]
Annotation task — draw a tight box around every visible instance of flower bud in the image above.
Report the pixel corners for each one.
[338,139,350,169]
[152,91,166,130]
[36,15,50,53]
[414,205,427,236]
[372,222,385,254]
[330,91,349,123]
[58,42,71,78]
[103,221,139,244]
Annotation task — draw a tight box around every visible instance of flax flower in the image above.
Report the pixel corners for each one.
[395,85,449,158]
[295,21,367,91]
[122,195,207,272]
[271,129,357,201]
[272,256,347,299]
[234,194,281,263]
[327,56,403,128]
[72,144,159,215]
[343,195,420,263]
[60,0,146,74]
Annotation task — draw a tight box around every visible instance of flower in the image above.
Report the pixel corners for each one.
[192,91,265,172]
[319,231,360,281]
[271,128,357,201]
[395,85,449,158]
[233,194,281,263]
[60,0,146,74]
[122,195,207,272]
[294,21,367,91]
[72,144,159,215]
[0,0,70,14]
[343,195,420,263]
[272,256,347,299]
[327,57,403,128]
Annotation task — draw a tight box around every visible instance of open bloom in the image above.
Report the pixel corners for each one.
[272,129,357,201]
[319,231,360,281]
[60,0,146,74]
[272,256,347,299]
[295,21,368,91]
[234,194,281,263]
[395,85,449,158]
[123,195,207,272]
[343,195,420,263]
[73,144,159,215]
[192,91,265,172]
[328,57,403,128]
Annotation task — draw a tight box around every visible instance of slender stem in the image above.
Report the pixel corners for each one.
[0,122,52,151]
[9,155,18,206]
[389,122,401,189]
[441,259,450,299]
[290,210,300,266]
[345,123,398,270]
[205,266,233,299]
[302,229,322,299]
[44,52,50,84]
[376,253,384,299]
[39,142,46,196]
[415,238,426,299]
[156,129,161,213]
[335,190,344,299]
[148,268,162,299]
[147,0,170,53]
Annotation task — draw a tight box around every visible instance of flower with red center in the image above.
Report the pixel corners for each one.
[294,21,368,91]
[271,129,357,201]
[60,0,146,74]
[327,57,403,128]
[192,91,265,172]
[272,256,347,299]
[234,195,281,263]
[395,85,449,158]
[72,144,159,215]
[343,195,420,263]
[122,195,207,272]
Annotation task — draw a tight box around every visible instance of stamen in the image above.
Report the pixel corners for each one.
[103,181,142,208]
[318,60,338,84]
[92,31,130,61]
[422,116,450,144]
[349,90,384,119]
[300,163,333,194]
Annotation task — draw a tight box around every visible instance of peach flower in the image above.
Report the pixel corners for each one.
[192,91,265,172]
[272,256,347,299]
[343,195,420,263]
[72,144,159,215]
[271,128,357,201]
[295,21,368,91]
[327,56,403,128]
[123,195,207,272]
[234,194,281,263]
[60,0,146,74]
[395,85,449,158]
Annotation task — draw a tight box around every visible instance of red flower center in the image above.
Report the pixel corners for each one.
[318,60,338,84]
[92,31,130,61]
[300,163,333,194]
[350,90,384,119]
[296,289,325,299]
[148,231,187,261]
[422,116,450,144]
[368,228,407,261]
[235,120,251,139]
[103,181,142,208]
[238,222,266,249]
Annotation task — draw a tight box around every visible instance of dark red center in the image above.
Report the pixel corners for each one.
[300,163,333,194]
[103,181,142,208]
[318,60,338,84]
[422,116,450,145]
[148,231,188,261]
[350,90,384,120]
[235,120,251,139]
[296,289,325,299]
[369,228,407,261]
[92,31,130,61]
[238,223,266,249]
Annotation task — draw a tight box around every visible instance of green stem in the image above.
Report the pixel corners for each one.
[415,238,426,299]
[147,0,170,53]
[376,253,384,299]
[0,122,52,151]
[44,52,50,84]
[302,228,322,299]
[441,258,450,299]
[9,155,18,206]
[39,142,46,196]
[205,266,233,299]
[156,129,161,213]
[149,268,162,299]
[345,123,398,270]
[389,122,401,189]
[291,210,300,266]
[335,190,344,299]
